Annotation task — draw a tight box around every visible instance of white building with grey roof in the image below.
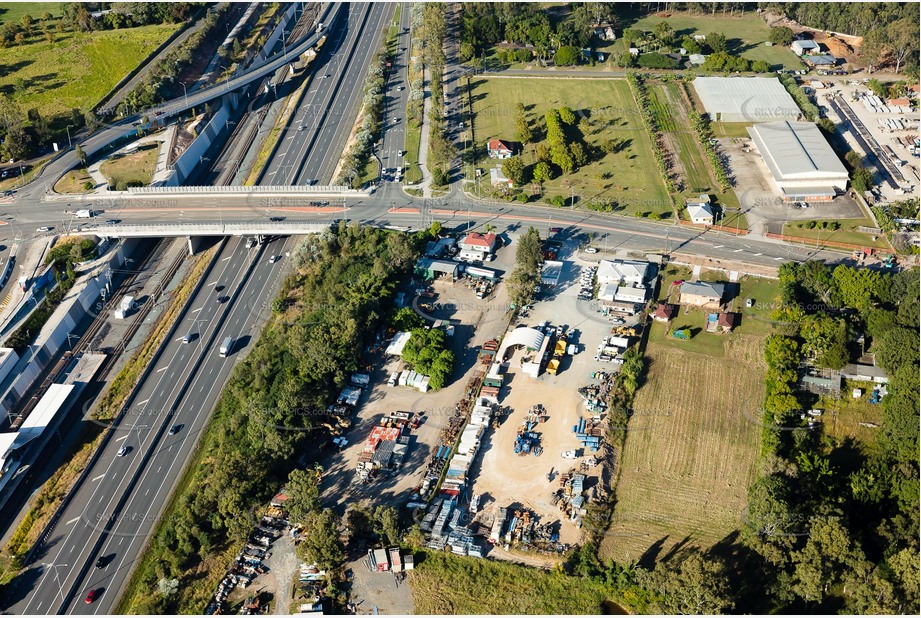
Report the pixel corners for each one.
[692,76,801,122]
[747,121,849,201]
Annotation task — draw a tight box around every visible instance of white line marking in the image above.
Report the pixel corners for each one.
[66,516,80,525]
[157,366,168,372]
[115,435,128,442]
[137,398,149,406]
[733,249,744,252]
[774,256,784,261]
[92,474,105,482]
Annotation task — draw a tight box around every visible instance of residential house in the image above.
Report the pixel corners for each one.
[840,363,889,384]
[629,47,640,57]
[614,286,647,305]
[652,303,676,322]
[486,139,514,159]
[803,54,837,67]
[459,232,498,254]
[791,40,820,56]
[490,165,514,188]
[686,195,714,226]
[679,281,725,308]
[717,312,739,332]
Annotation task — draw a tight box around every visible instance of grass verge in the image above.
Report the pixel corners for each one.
[408,550,614,614]
[99,141,161,187]
[53,168,95,194]
[782,218,892,250]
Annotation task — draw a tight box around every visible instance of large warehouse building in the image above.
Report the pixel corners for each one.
[747,121,849,201]
[693,76,801,122]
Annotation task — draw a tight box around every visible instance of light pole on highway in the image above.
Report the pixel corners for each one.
[179,80,189,109]
[65,124,74,149]
[43,563,69,606]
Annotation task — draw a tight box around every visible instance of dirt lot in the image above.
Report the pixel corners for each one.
[471,241,646,553]
[600,330,766,565]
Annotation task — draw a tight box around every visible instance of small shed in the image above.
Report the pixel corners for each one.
[717,312,739,333]
[370,548,390,572]
[403,553,414,570]
[653,303,676,322]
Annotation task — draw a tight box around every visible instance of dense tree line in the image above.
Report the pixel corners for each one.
[761,2,919,76]
[125,225,421,613]
[506,227,543,308]
[742,261,920,613]
[402,326,455,390]
[115,5,230,116]
[459,2,619,63]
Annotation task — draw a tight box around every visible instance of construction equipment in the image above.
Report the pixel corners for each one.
[547,358,560,375]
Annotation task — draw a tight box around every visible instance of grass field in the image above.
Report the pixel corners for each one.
[0,3,61,24]
[818,380,885,451]
[622,8,804,71]
[711,122,753,138]
[403,120,423,184]
[600,322,765,563]
[470,77,671,216]
[408,551,615,614]
[100,142,160,187]
[782,218,892,250]
[53,168,94,194]
[0,23,178,121]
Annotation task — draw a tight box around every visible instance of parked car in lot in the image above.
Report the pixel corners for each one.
[746,298,755,308]
[585,247,598,253]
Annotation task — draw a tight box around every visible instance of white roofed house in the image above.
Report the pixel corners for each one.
[747,121,849,202]
[685,195,714,226]
[596,259,653,287]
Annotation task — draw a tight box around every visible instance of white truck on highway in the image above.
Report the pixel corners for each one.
[219,336,233,357]
[75,209,95,218]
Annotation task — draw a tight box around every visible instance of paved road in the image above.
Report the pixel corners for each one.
[3,234,297,615]
[378,4,411,181]
[262,3,392,187]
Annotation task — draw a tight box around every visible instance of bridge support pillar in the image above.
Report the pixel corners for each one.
[187,236,207,256]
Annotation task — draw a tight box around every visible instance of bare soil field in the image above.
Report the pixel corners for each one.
[600,334,765,564]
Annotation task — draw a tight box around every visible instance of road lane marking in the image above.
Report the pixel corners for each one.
[157,366,168,372]
[92,474,105,482]
[115,435,128,442]
[734,249,744,252]
[137,398,149,406]
[774,257,784,260]
[66,516,80,525]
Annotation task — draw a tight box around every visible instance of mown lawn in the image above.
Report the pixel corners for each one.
[408,550,614,615]
[0,3,61,24]
[783,218,892,250]
[100,142,160,187]
[470,77,671,216]
[53,168,95,194]
[0,23,178,120]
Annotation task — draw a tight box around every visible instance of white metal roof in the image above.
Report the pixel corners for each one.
[680,281,725,299]
[687,203,713,220]
[747,121,849,181]
[693,76,800,121]
[498,327,545,359]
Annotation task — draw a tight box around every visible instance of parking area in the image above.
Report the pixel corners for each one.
[722,137,873,235]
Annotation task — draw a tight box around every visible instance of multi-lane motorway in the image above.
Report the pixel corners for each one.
[262,3,393,186]
[378,6,412,180]
[5,236,296,615]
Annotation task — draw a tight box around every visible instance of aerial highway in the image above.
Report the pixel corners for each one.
[14,2,344,208]
[261,3,393,186]
[4,235,297,615]
[377,4,412,184]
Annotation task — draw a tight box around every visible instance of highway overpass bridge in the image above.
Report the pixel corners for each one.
[26,2,344,199]
[93,221,332,238]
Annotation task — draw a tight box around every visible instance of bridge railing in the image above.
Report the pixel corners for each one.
[127,184,361,195]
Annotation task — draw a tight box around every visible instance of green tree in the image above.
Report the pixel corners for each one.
[502,156,527,185]
[832,265,881,314]
[553,45,581,66]
[372,506,401,546]
[74,143,87,165]
[851,166,875,193]
[705,31,727,53]
[769,26,795,46]
[532,161,553,183]
[296,509,345,571]
[640,551,735,614]
[558,106,576,125]
[285,467,321,523]
[792,516,863,604]
[514,103,532,144]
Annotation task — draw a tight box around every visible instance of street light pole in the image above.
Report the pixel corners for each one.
[43,563,69,606]
[65,125,74,149]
